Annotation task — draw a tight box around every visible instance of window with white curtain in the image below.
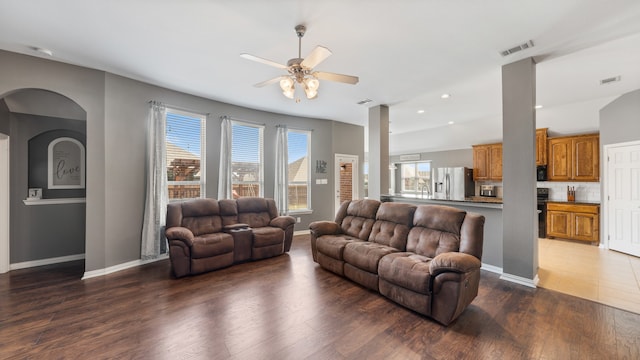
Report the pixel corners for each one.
[400,161,431,194]
[232,121,264,197]
[165,108,206,200]
[287,129,311,211]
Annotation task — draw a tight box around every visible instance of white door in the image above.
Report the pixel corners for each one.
[0,134,9,273]
[335,154,359,213]
[606,141,640,257]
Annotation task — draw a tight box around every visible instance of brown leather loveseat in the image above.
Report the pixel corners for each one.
[310,199,485,325]
[166,197,295,278]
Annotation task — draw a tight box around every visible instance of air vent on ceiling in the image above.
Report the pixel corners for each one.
[357,98,372,105]
[500,40,534,57]
[600,76,621,85]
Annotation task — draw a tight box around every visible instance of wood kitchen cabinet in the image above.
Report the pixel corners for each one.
[547,134,599,181]
[472,143,502,181]
[536,128,548,166]
[546,202,599,243]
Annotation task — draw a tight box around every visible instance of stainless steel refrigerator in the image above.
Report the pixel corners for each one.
[431,167,474,200]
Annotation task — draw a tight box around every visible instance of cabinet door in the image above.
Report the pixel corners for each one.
[489,144,503,180]
[572,212,599,242]
[548,138,572,181]
[573,135,599,181]
[547,210,571,238]
[536,128,548,166]
[473,146,490,180]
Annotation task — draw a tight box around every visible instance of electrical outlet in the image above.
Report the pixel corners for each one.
[296,217,301,223]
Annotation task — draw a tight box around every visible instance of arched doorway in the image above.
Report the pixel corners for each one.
[0,88,86,275]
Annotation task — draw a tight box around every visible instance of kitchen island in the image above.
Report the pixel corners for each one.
[381,194,503,271]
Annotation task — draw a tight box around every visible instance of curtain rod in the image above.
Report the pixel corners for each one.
[221,115,265,126]
[148,101,210,117]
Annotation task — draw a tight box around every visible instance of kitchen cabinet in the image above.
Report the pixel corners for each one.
[536,128,548,166]
[547,134,599,181]
[546,202,599,243]
[472,143,502,181]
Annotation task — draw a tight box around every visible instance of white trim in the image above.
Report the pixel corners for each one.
[81,254,169,280]
[334,153,359,214]
[294,229,310,236]
[480,263,503,274]
[23,197,86,205]
[10,253,85,270]
[0,134,9,273]
[499,272,538,288]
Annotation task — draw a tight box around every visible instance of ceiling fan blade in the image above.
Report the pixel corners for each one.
[301,46,332,69]
[313,71,359,85]
[254,76,288,88]
[240,53,288,69]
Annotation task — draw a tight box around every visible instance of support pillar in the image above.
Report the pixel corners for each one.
[368,105,389,200]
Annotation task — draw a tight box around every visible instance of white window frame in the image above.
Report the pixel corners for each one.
[400,161,431,195]
[165,108,206,201]
[231,121,264,197]
[287,129,312,213]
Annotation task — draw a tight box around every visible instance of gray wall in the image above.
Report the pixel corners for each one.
[0,50,363,271]
[600,89,640,146]
[9,113,86,262]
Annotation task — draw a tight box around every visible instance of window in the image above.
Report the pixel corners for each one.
[400,161,431,194]
[287,129,311,211]
[232,121,264,197]
[165,109,206,200]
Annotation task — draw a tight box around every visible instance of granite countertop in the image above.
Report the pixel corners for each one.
[545,200,600,206]
[465,196,503,204]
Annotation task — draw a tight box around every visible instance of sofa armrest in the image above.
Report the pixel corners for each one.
[165,226,195,247]
[270,216,295,229]
[429,252,481,276]
[309,221,342,236]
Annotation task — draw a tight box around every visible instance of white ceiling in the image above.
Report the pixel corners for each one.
[1,0,640,154]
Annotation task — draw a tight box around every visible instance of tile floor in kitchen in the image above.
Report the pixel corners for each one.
[538,237,640,315]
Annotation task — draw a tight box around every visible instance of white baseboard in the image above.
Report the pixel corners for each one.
[82,253,169,280]
[500,272,538,288]
[294,229,310,236]
[481,263,503,274]
[10,253,85,270]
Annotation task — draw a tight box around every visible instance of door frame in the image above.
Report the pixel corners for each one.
[334,153,359,213]
[603,139,640,252]
[0,134,9,273]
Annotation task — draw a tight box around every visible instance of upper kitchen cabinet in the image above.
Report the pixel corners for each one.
[536,128,548,166]
[473,143,502,181]
[547,134,599,181]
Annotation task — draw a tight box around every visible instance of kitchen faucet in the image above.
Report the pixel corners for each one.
[420,183,431,198]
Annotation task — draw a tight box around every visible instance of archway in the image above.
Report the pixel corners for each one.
[0,88,87,275]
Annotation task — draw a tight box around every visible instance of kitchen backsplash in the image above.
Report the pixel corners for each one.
[537,181,601,202]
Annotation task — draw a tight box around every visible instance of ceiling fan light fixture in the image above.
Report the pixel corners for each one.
[280,77,295,98]
[303,77,319,99]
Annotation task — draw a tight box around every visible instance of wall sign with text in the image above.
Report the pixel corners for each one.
[48,137,85,189]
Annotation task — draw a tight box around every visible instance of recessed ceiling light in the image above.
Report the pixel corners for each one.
[535,105,543,109]
[32,47,53,56]
[417,110,425,114]
[441,93,451,99]
[448,121,454,125]
[356,98,372,105]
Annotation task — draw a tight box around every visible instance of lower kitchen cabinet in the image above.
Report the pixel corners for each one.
[546,202,599,243]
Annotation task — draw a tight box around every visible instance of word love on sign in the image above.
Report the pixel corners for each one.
[48,137,85,189]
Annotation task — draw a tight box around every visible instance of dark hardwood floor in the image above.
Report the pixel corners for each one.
[1,235,639,359]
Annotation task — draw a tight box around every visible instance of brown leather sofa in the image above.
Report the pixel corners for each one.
[310,199,485,325]
[166,197,295,278]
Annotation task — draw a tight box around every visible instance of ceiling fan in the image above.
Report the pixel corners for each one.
[240,24,359,100]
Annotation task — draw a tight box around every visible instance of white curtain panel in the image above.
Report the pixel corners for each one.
[141,101,168,260]
[274,125,289,215]
[218,117,233,199]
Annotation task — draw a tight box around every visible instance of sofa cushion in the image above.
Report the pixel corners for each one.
[343,242,399,273]
[407,205,467,258]
[368,203,416,250]
[191,233,234,259]
[316,236,362,260]
[378,252,433,295]
[339,199,380,239]
[167,198,224,236]
[252,227,284,247]
[237,197,275,228]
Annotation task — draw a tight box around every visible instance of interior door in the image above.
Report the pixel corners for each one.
[606,141,640,257]
[335,154,359,213]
